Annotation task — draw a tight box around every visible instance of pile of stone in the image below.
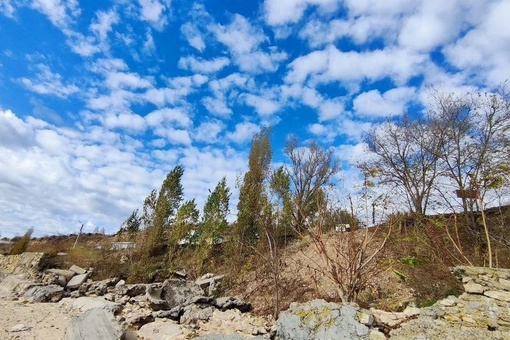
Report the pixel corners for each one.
[277,266,510,339]
[0,253,274,339]
[3,253,510,339]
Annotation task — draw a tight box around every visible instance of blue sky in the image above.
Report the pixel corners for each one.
[0,0,509,237]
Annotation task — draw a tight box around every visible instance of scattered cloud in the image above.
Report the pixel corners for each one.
[178,56,230,74]
[19,64,79,98]
[263,0,340,26]
[30,0,81,30]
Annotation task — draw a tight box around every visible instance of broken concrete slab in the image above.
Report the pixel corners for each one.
[69,265,87,275]
[66,273,89,290]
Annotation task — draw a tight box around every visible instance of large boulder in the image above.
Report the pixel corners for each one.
[277,299,369,340]
[22,284,64,303]
[64,308,124,340]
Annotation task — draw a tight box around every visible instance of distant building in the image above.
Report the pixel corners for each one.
[335,224,351,232]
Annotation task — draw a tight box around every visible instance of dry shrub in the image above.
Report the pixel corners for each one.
[10,227,33,255]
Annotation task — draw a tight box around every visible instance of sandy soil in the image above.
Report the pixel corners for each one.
[0,296,70,340]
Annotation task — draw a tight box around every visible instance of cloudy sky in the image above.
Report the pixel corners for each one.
[0,0,509,237]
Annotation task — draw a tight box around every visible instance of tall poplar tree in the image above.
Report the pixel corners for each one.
[147,165,184,256]
[236,127,272,247]
[201,177,231,244]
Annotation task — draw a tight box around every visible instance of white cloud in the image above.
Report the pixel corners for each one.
[318,99,344,121]
[0,110,163,237]
[286,45,427,89]
[194,120,225,143]
[145,108,192,128]
[211,14,287,74]
[155,127,192,145]
[90,9,119,43]
[143,29,156,55]
[103,112,147,132]
[138,0,170,30]
[202,96,232,117]
[226,122,261,144]
[443,0,510,85]
[0,109,35,149]
[244,93,280,117]
[212,14,265,54]
[105,71,153,90]
[264,0,340,26]
[20,64,79,98]
[353,87,416,118]
[30,0,80,30]
[0,0,15,17]
[181,22,206,52]
[178,56,230,74]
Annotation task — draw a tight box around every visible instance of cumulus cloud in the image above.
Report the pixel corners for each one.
[353,87,416,118]
[138,0,170,30]
[211,14,287,73]
[194,120,225,143]
[19,64,79,98]
[244,93,280,117]
[227,122,261,144]
[264,0,340,26]
[286,45,427,88]
[443,0,510,85]
[0,110,162,237]
[202,96,232,117]
[145,108,192,128]
[181,22,206,52]
[90,9,119,43]
[0,109,35,149]
[30,0,80,30]
[178,56,230,74]
[0,0,15,17]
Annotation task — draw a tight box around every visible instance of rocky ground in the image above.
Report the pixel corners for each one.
[2,253,510,339]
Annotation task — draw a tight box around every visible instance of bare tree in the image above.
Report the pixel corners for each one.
[429,86,510,212]
[362,115,441,215]
[301,195,391,303]
[285,137,340,233]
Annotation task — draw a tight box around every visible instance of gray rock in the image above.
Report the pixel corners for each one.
[46,268,76,280]
[66,273,89,290]
[159,279,205,309]
[213,296,251,313]
[483,290,510,302]
[64,308,123,340]
[10,324,32,332]
[69,265,87,275]
[23,284,64,303]
[464,282,485,294]
[146,285,169,311]
[180,304,214,324]
[115,283,146,297]
[137,319,187,339]
[277,299,369,340]
[60,296,122,314]
[371,306,420,328]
